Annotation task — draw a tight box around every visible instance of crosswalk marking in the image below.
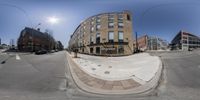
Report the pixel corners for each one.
[16,54,21,60]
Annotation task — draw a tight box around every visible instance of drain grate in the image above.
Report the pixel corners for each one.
[104,71,110,74]
[92,68,96,70]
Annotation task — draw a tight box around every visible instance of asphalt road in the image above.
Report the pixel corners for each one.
[0,50,200,100]
[154,50,200,100]
[0,51,68,100]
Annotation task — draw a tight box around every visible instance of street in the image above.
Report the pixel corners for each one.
[0,51,200,100]
[0,51,68,100]
[155,50,200,100]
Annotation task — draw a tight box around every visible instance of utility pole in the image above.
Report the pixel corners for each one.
[135,32,138,52]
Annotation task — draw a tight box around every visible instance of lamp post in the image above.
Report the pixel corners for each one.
[135,31,139,53]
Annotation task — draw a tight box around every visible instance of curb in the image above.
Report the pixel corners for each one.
[65,52,163,95]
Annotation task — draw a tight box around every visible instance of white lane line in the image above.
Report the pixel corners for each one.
[16,54,21,60]
[59,79,67,91]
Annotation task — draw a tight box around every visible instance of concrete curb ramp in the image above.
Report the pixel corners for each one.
[65,52,163,95]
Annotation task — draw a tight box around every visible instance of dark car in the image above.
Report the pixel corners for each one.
[35,50,47,55]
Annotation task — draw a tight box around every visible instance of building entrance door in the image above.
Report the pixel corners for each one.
[96,47,100,54]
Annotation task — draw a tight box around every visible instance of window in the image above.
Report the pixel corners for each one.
[96,24,101,30]
[96,33,100,44]
[96,17,101,23]
[96,47,100,54]
[118,45,124,54]
[97,19,100,23]
[118,22,124,28]
[29,36,32,39]
[127,14,131,21]
[118,31,123,42]
[91,26,94,32]
[90,47,93,53]
[108,14,114,22]
[90,35,94,44]
[108,22,114,28]
[118,14,123,22]
[92,17,95,20]
[91,21,94,25]
[108,31,114,43]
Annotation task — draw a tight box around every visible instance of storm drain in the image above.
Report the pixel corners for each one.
[92,68,96,70]
[104,71,110,74]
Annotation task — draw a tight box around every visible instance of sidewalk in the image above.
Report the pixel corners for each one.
[66,52,162,94]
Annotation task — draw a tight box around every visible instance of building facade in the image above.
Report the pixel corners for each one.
[171,30,200,50]
[68,11,134,56]
[136,35,148,51]
[17,27,56,52]
[134,35,168,51]
[147,36,168,50]
[56,41,64,51]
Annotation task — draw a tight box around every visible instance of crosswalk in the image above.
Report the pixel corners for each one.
[0,53,21,63]
[16,54,21,60]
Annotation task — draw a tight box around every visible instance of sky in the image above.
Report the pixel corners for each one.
[1,0,200,47]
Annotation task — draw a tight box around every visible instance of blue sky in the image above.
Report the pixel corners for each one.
[0,0,200,47]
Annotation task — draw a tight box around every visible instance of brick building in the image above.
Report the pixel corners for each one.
[134,35,148,51]
[171,30,200,50]
[134,35,168,51]
[17,27,56,52]
[68,11,134,56]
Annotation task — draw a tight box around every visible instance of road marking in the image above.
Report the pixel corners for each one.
[59,79,67,91]
[16,54,21,60]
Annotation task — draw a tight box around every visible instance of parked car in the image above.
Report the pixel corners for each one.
[35,50,47,55]
[50,50,55,53]
[188,48,194,51]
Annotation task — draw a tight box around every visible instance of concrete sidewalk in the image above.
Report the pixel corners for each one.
[65,52,162,94]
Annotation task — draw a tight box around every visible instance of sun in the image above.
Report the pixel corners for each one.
[48,16,59,24]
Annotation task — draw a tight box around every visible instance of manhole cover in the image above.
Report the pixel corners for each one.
[108,66,112,68]
[98,65,101,67]
[104,71,110,74]
[92,68,96,70]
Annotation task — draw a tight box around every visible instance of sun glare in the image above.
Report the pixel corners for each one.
[48,16,59,24]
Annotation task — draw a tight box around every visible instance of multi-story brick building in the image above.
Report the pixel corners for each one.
[134,35,148,51]
[171,30,200,50]
[134,35,168,51]
[68,11,134,56]
[17,27,56,52]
